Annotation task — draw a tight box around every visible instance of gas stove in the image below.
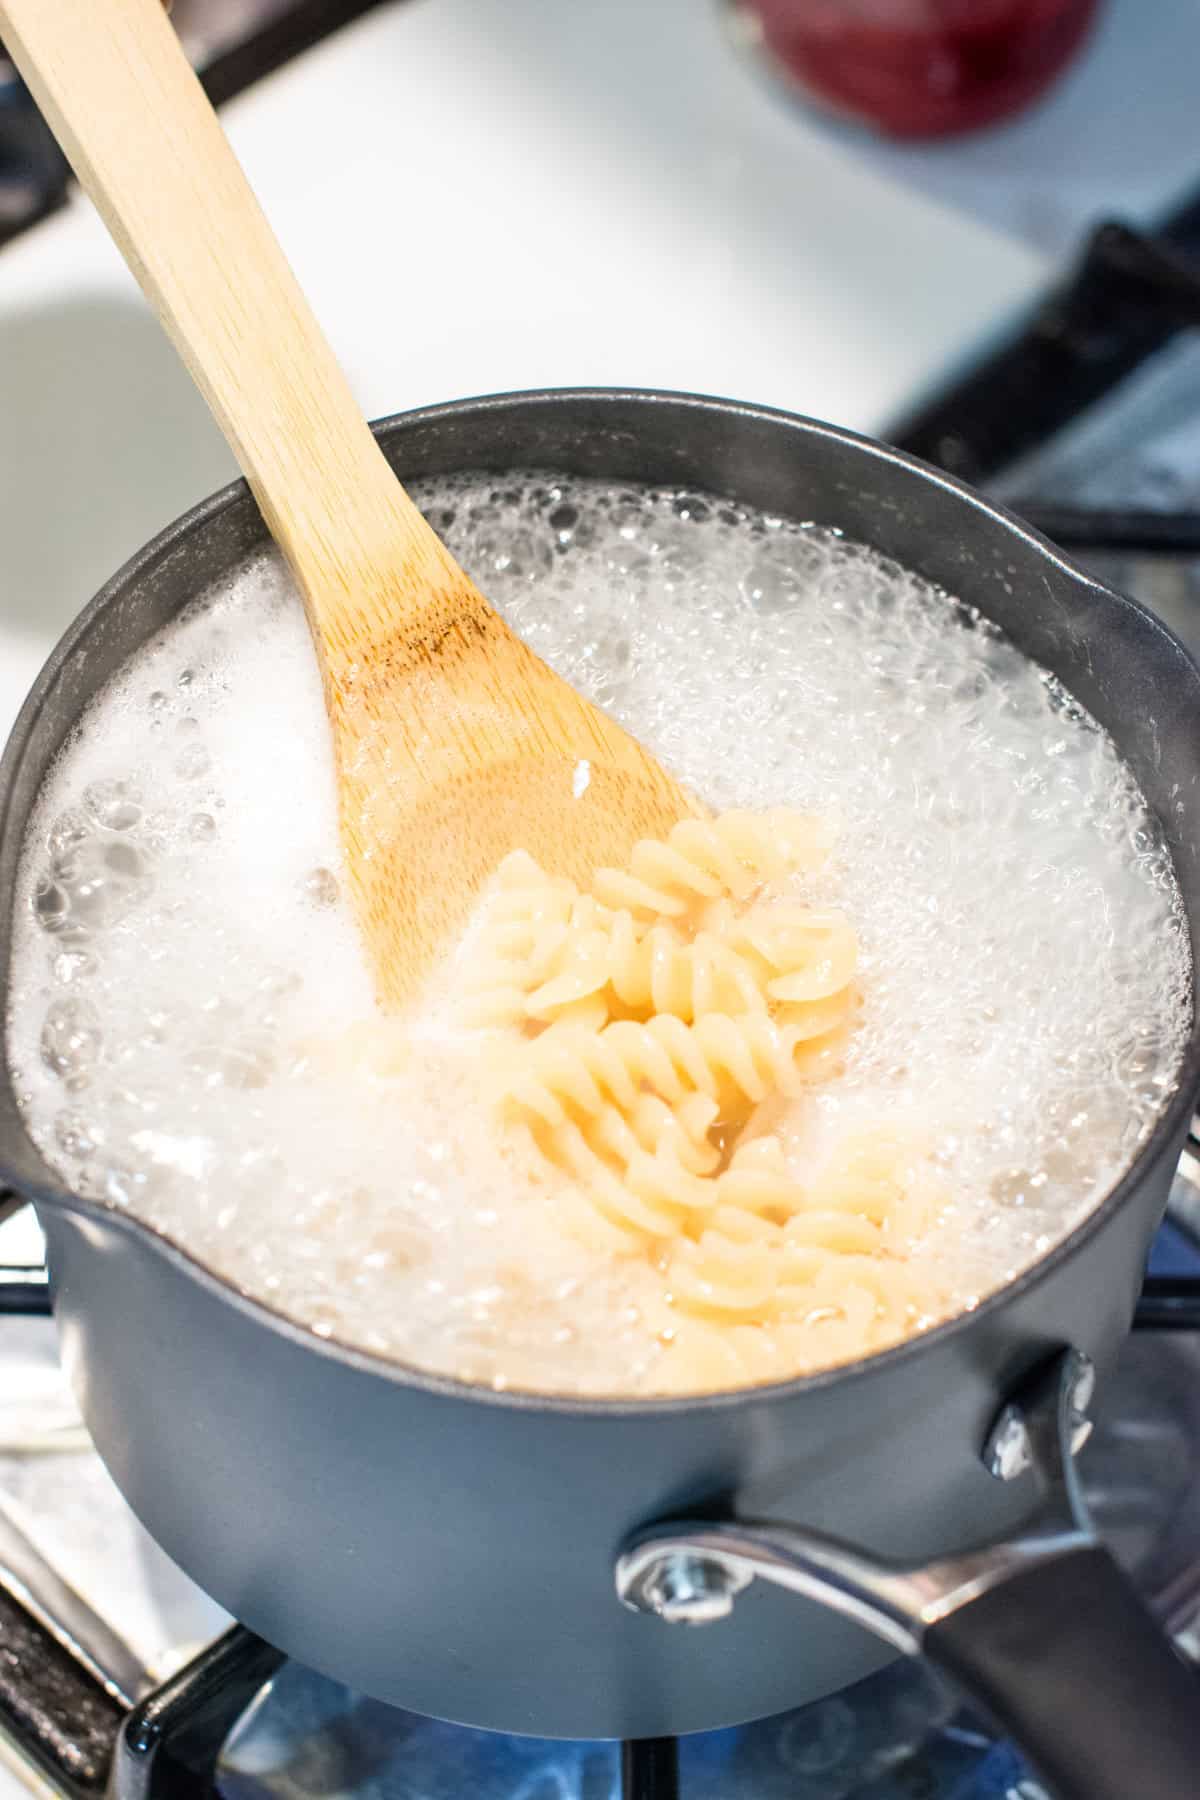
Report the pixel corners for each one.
[4,3,1200,1794]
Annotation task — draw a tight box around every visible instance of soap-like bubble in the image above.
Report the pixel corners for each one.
[46,808,90,861]
[40,997,102,1086]
[52,948,98,985]
[303,868,339,908]
[3,470,1190,1397]
[83,779,142,831]
[33,878,71,935]
[477,529,553,582]
[55,1109,101,1159]
[740,546,809,615]
[547,502,597,553]
[51,834,153,931]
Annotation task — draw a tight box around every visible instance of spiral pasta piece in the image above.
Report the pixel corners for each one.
[662,1130,945,1344]
[733,900,860,1005]
[460,817,855,1041]
[593,810,832,919]
[548,1123,720,1248]
[500,1011,806,1132]
[665,1225,926,1394]
[458,851,579,1028]
[712,1134,809,1220]
[651,1267,932,1393]
[526,917,768,1023]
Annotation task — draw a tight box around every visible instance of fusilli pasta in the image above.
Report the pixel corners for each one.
[460,807,943,1389]
[500,1012,809,1129]
[462,823,854,1040]
[651,1131,947,1390]
[592,809,832,918]
[526,917,768,1023]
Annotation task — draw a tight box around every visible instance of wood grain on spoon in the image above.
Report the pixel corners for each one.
[0,0,697,1004]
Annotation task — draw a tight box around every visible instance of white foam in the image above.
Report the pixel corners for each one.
[5,475,1191,1394]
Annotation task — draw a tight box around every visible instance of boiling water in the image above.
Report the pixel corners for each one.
[6,476,1191,1393]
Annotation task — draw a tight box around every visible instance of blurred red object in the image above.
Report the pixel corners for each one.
[732,0,1102,139]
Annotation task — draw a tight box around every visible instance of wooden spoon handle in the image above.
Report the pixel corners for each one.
[0,0,454,663]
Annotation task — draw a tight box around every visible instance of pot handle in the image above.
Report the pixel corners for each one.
[922,1540,1200,1800]
[616,1349,1200,1800]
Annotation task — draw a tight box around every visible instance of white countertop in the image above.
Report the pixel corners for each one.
[0,0,1052,742]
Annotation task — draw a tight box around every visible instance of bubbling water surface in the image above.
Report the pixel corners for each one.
[6,474,1191,1393]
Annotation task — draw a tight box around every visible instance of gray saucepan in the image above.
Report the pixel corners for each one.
[3,391,1200,1800]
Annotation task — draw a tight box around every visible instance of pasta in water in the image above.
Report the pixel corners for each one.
[462,809,947,1388]
[8,473,1189,1398]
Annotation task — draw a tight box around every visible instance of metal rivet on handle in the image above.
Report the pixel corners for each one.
[984,1405,1034,1483]
[639,1552,742,1625]
[983,1350,1096,1482]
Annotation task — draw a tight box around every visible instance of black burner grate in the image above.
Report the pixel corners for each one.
[0,1584,123,1797]
[4,1616,682,1800]
[114,1630,286,1800]
[886,206,1200,486]
[0,1,392,250]
[621,1737,679,1800]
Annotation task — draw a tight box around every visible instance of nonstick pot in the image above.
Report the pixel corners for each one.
[3,391,1200,1799]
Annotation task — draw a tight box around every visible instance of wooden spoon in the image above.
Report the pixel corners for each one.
[0,0,697,1005]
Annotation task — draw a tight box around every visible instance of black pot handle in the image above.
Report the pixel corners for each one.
[616,1348,1200,1800]
[924,1542,1200,1800]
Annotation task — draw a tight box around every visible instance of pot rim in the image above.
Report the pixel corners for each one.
[5,384,1199,1418]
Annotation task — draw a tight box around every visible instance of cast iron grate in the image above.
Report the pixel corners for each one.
[0,0,391,250]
